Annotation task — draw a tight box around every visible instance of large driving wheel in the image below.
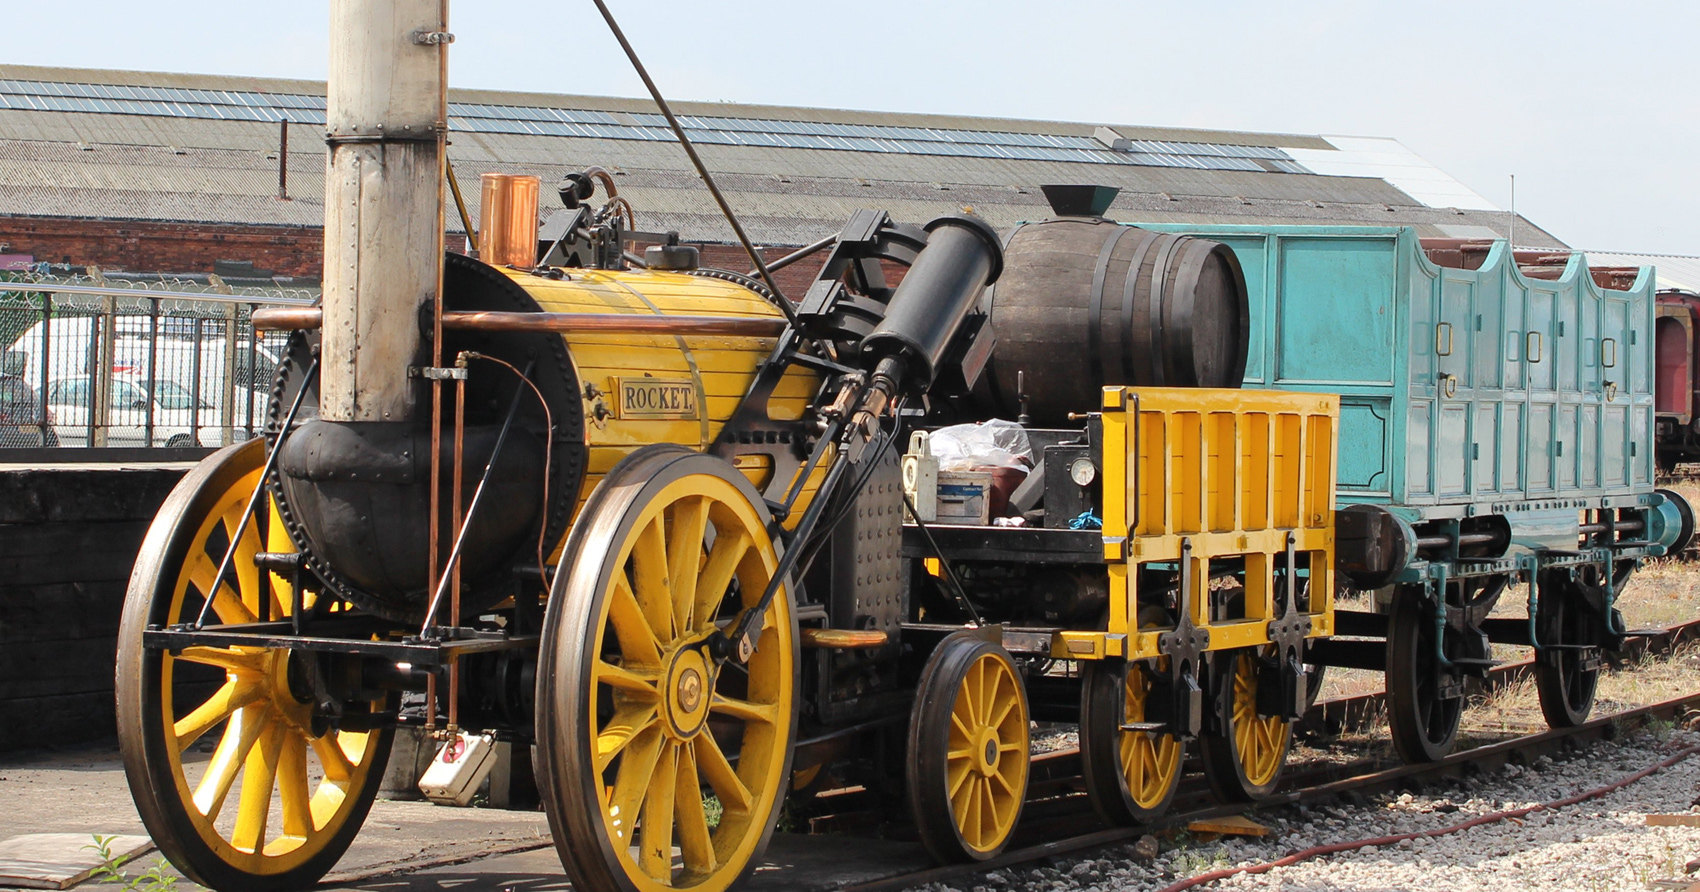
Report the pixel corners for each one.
[1385,588,1462,762]
[116,439,392,891]
[1079,659,1184,824]
[1534,569,1601,729]
[1199,649,1291,802]
[535,446,797,892]
[907,632,1030,862]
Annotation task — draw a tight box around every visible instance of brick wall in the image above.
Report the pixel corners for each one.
[0,216,471,280]
[0,214,890,298]
[0,465,187,751]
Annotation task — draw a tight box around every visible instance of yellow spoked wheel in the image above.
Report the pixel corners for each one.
[536,446,796,892]
[116,439,391,891]
[906,632,1030,863]
[1200,649,1290,802]
[1078,659,1184,825]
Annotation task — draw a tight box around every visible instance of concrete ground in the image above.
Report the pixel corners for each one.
[0,742,928,891]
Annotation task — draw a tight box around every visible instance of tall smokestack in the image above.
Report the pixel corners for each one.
[320,0,450,422]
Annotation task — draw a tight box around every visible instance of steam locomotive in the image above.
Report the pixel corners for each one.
[111,6,1689,892]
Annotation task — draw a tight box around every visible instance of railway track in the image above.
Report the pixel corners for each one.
[785,619,1700,892]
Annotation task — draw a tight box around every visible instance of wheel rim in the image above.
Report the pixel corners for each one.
[1081,660,1183,823]
[947,651,1028,852]
[908,635,1029,862]
[1536,572,1599,728]
[118,440,389,888]
[1226,653,1288,789]
[1120,663,1183,810]
[539,448,795,892]
[1386,590,1462,762]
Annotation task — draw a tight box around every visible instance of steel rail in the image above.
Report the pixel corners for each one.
[831,689,1700,892]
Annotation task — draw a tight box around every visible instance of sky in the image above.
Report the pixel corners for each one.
[5,0,1697,256]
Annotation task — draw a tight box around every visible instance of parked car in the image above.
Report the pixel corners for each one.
[0,373,58,447]
[45,374,229,447]
[5,316,284,425]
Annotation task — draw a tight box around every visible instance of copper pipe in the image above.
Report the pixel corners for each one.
[253,307,326,331]
[448,370,466,734]
[442,310,786,336]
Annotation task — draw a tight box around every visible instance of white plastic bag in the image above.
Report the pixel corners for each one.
[926,419,1033,472]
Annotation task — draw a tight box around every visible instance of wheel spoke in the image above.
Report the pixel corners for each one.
[709,692,777,726]
[694,526,751,625]
[596,659,662,698]
[608,726,664,845]
[668,497,709,634]
[311,732,356,784]
[186,552,258,625]
[172,677,263,752]
[193,703,268,819]
[990,684,1019,730]
[596,703,661,774]
[277,732,312,839]
[673,743,717,878]
[692,734,752,815]
[638,743,679,881]
[946,757,973,799]
[227,511,265,620]
[632,516,673,640]
[175,646,268,676]
[609,576,665,667]
[231,718,286,852]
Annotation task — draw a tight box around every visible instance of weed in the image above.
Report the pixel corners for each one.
[703,794,723,831]
[84,835,178,891]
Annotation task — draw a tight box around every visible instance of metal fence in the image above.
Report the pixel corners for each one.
[0,271,315,456]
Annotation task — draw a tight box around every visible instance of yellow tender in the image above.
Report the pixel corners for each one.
[1055,386,1340,660]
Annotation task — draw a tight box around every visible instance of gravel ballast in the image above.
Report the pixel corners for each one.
[908,727,1700,892]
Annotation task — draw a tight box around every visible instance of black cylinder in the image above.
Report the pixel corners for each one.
[861,214,1003,391]
[979,218,1248,423]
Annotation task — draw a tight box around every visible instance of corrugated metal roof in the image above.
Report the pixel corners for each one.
[1583,251,1700,293]
[0,65,1550,253]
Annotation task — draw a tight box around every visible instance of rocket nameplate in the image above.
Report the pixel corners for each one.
[614,377,698,420]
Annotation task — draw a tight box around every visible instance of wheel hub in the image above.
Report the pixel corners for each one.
[266,649,315,731]
[973,727,1001,777]
[664,646,714,739]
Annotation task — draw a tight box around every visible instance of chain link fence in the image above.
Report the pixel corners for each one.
[0,271,314,454]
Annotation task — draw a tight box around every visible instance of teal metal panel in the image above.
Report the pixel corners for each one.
[1138,222,1657,517]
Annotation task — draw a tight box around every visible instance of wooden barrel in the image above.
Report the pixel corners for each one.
[979,218,1248,423]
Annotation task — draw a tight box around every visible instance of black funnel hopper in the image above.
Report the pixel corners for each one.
[1040,184,1120,218]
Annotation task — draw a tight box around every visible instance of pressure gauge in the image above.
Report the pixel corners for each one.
[1069,457,1097,487]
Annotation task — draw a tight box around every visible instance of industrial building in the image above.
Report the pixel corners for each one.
[0,64,1559,291]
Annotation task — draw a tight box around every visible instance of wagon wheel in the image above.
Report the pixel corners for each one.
[1078,658,1184,824]
[1385,587,1462,762]
[116,438,392,891]
[1533,569,1601,728]
[535,446,797,892]
[1199,648,1291,802]
[906,632,1030,862]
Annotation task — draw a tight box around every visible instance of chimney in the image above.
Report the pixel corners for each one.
[319,0,450,422]
[1040,184,1120,218]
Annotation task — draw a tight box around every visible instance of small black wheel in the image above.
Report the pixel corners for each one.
[1534,570,1600,729]
[1199,649,1291,802]
[907,632,1030,863]
[1385,589,1462,762]
[1079,659,1184,824]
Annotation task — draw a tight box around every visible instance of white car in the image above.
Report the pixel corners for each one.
[45,374,259,447]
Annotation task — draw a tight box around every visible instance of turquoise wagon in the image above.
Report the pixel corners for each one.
[1143,223,1692,761]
